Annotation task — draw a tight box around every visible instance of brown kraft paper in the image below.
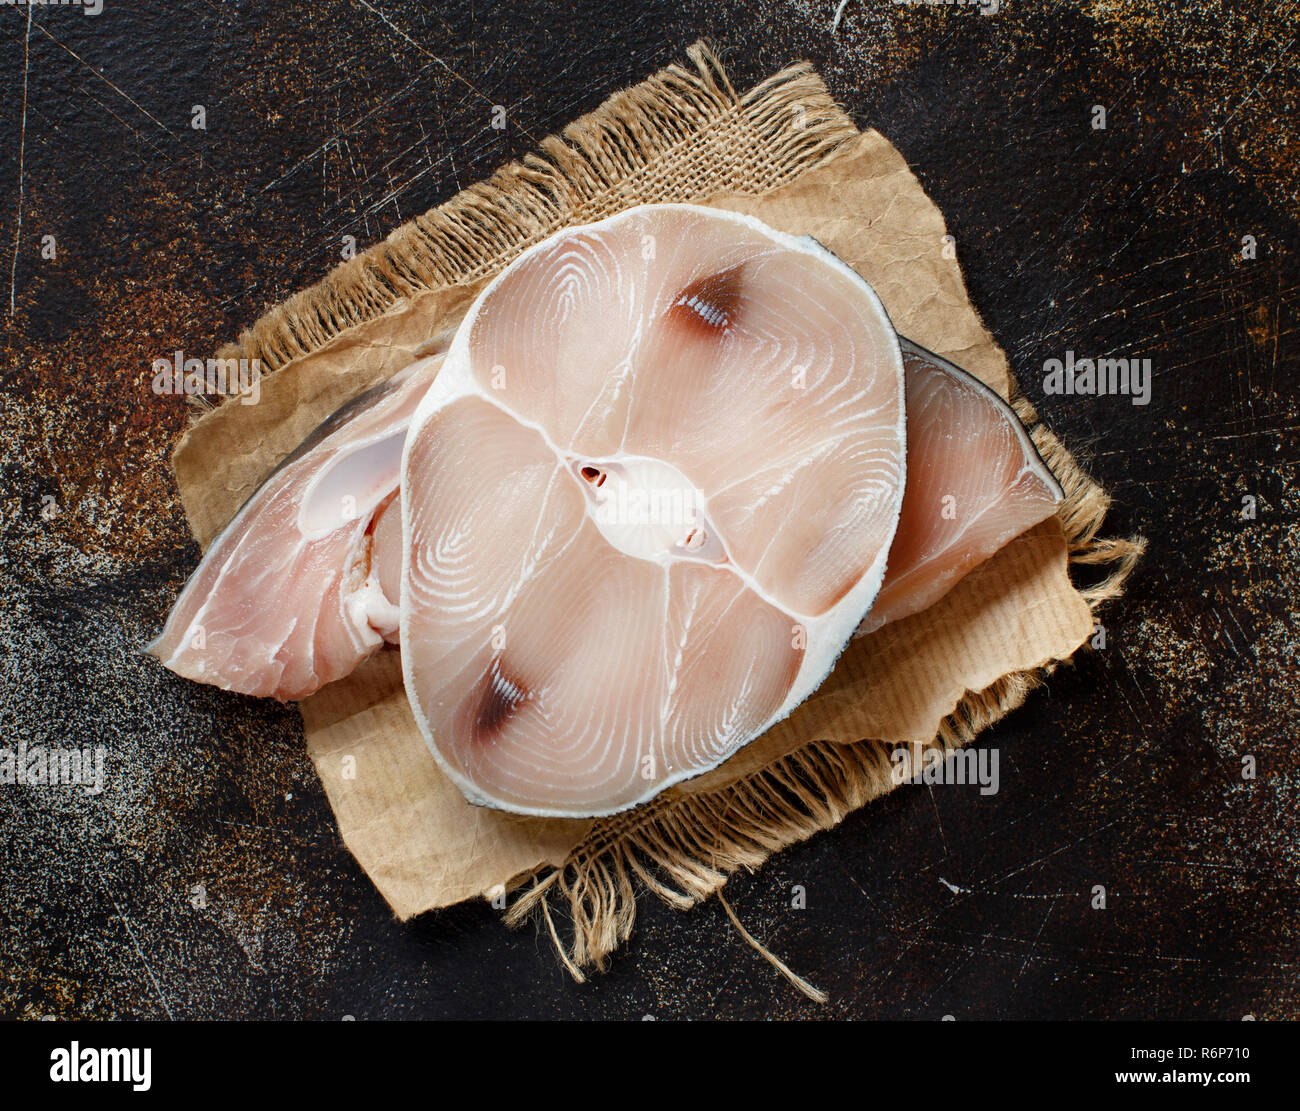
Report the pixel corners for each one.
[165,46,1140,969]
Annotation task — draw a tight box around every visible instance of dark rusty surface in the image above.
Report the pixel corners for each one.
[1,1,1296,1019]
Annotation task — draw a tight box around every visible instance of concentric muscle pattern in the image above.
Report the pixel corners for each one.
[402,205,905,816]
[466,207,903,617]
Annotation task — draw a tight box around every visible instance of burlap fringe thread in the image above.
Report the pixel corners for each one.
[503,385,1145,1001]
[209,43,859,379]
[197,42,1145,1000]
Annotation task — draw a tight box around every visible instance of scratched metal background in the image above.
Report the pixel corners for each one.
[1,1,1296,1020]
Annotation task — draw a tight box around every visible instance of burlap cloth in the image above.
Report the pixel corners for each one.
[169,44,1143,995]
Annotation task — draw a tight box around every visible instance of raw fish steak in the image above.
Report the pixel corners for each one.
[856,339,1063,636]
[400,204,906,817]
[148,355,443,700]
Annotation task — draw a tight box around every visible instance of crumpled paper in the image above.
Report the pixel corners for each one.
[170,131,1093,919]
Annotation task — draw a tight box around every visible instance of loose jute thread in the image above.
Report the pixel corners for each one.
[186,42,1144,997]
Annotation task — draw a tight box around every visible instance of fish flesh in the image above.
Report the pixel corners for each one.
[148,355,443,700]
[856,339,1063,636]
[400,204,906,817]
[149,207,1062,821]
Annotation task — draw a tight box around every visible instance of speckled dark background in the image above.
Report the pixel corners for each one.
[1,0,1296,1020]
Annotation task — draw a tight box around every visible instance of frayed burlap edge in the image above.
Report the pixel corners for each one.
[189,40,1146,998]
[201,42,859,390]
[502,386,1146,998]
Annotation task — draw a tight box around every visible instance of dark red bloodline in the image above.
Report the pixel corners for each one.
[474,657,529,741]
[665,264,744,338]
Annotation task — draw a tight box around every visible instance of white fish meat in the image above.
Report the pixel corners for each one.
[400,204,906,817]
[856,339,1063,636]
[148,355,443,700]
[149,208,1063,824]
